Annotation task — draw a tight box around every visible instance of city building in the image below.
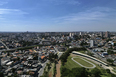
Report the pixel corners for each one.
[80,32,82,36]
[105,31,110,38]
[90,40,95,47]
[69,33,74,37]
[100,32,103,38]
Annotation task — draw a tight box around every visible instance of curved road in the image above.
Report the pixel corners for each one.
[72,57,96,68]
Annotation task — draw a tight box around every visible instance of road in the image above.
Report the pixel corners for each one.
[87,48,106,62]
[0,40,9,50]
[54,46,64,58]
[54,46,63,77]
[38,60,49,77]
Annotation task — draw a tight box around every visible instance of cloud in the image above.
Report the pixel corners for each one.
[54,7,115,24]
[0,8,28,21]
[43,0,80,5]
[0,1,8,5]
[0,9,27,15]
[86,7,115,12]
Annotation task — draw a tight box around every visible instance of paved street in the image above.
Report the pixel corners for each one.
[87,48,107,62]
[38,60,49,77]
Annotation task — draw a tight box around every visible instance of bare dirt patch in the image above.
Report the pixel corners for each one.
[56,60,61,77]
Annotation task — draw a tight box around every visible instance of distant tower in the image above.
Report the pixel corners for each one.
[90,40,94,47]
[69,33,74,37]
[80,32,82,36]
[100,32,103,38]
[72,33,74,36]
[69,33,72,37]
[105,31,110,38]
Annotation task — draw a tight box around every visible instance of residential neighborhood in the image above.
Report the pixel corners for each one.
[0,31,116,77]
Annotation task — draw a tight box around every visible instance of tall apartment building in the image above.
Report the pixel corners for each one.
[105,31,110,38]
[69,33,74,37]
[90,40,94,47]
[100,32,103,38]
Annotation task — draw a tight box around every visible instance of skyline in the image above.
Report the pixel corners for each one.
[0,0,116,32]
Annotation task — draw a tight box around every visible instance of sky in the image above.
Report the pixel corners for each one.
[0,0,116,32]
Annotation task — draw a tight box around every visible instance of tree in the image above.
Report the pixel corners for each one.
[107,50,114,54]
[61,67,88,77]
[107,59,114,65]
[47,63,51,70]
[17,57,20,61]
[0,72,4,77]
[11,68,16,73]
[7,52,10,56]
[48,53,58,63]
[33,56,38,60]
[91,68,101,77]
[61,67,71,77]
[72,67,88,77]
[114,43,116,46]
[106,69,111,73]
[54,54,58,59]
[66,73,75,77]
[80,41,88,46]
[87,52,94,56]
[106,39,112,42]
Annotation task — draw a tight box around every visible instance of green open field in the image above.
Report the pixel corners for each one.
[64,54,97,69]
[64,53,106,71]
[73,57,93,67]
[63,53,114,77]
[64,56,81,70]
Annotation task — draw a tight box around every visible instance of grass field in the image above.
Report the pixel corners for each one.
[73,57,94,67]
[71,53,102,69]
[64,56,81,70]
[71,54,116,77]
[61,53,115,77]
[64,53,103,70]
